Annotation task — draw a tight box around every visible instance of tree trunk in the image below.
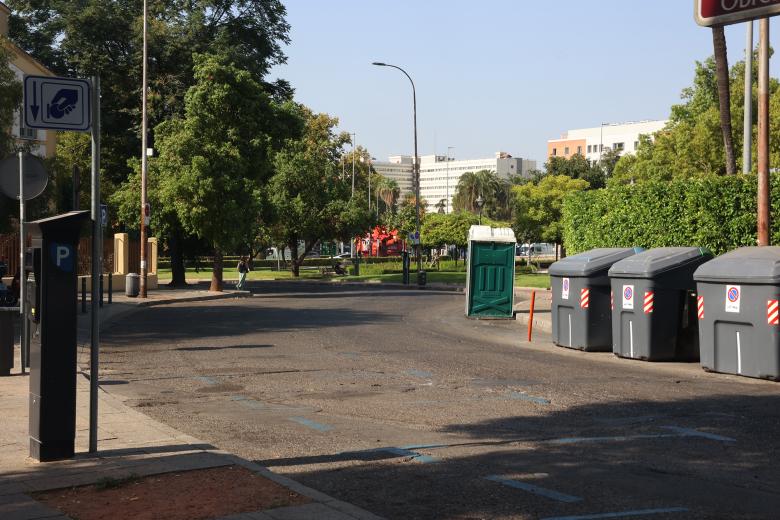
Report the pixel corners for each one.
[210,249,223,291]
[167,229,187,287]
[289,239,299,277]
[713,25,737,175]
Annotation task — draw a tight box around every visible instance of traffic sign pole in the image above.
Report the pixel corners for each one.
[89,76,101,453]
[19,152,26,374]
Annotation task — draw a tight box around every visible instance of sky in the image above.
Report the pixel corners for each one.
[269,0,780,167]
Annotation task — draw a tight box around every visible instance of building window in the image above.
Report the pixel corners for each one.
[634,141,639,150]
[587,145,592,153]
[18,126,38,140]
[564,147,569,155]
[577,146,582,154]
[552,148,557,156]
[614,142,625,151]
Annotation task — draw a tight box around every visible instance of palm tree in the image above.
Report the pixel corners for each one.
[712,25,737,175]
[452,170,501,213]
[375,177,400,213]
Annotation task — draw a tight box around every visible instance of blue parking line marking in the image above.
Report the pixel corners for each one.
[195,376,218,386]
[289,416,333,432]
[508,391,550,405]
[407,369,433,378]
[547,433,678,445]
[661,426,736,442]
[541,507,688,520]
[484,475,582,503]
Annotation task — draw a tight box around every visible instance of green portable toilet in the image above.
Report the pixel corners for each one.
[466,225,517,319]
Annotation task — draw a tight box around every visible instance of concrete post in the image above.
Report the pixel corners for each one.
[114,233,129,275]
[148,237,158,274]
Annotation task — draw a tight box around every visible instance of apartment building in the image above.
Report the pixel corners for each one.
[547,120,667,162]
[1,1,57,158]
[372,152,537,213]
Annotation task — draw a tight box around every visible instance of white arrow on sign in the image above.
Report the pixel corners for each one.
[24,75,91,132]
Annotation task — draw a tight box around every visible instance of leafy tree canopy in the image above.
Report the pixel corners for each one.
[512,175,589,246]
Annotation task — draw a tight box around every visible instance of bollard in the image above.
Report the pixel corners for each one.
[99,274,103,308]
[108,272,112,304]
[527,290,536,342]
[81,277,87,314]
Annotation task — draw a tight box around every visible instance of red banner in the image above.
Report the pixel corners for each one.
[696,0,780,27]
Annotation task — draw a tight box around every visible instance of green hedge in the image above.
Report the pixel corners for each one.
[562,175,770,256]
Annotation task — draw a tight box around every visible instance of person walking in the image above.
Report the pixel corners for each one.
[236,257,248,290]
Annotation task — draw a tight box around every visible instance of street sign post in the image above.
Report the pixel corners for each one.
[695,0,780,27]
[23,75,91,131]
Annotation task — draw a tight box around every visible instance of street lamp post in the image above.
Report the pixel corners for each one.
[139,0,149,298]
[476,194,485,225]
[446,146,454,213]
[372,62,425,286]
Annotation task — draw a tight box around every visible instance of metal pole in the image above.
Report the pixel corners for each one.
[368,158,371,213]
[758,18,770,246]
[371,62,424,285]
[89,75,101,453]
[446,146,454,213]
[599,123,604,165]
[139,0,149,298]
[18,152,25,375]
[351,133,356,198]
[744,21,754,175]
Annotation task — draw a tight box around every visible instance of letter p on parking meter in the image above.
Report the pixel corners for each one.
[50,243,74,272]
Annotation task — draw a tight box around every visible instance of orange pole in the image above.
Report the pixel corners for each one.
[527,290,536,342]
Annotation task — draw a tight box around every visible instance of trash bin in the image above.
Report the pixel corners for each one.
[125,273,140,297]
[608,247,713,361]
[693,246,780,381]
[466,225,516,318]
[550,247,643,351]
[0,308,15,376]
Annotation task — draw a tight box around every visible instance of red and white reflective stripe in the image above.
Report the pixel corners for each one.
[610,290,614,311]
[643,291,654,314]
[580,288,590,309]
[697,295,705,320]
[768,300,779,325]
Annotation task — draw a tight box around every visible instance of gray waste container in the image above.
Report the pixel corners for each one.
[125,273,140,297]
[693,247,780,381]
[608,247,713,361]
[550,247,643,351]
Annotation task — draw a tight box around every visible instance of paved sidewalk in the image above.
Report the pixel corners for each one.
[1,287,383,520]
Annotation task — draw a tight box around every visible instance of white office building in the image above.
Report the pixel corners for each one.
[372,152,537,214]
[547,120,668,162]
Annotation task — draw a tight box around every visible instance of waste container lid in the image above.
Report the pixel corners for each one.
[549,247,643,277]
[608,247,712,279]
[468,225,516,244]
[694,246,780,284]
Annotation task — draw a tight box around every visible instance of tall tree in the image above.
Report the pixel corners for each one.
[268,109,373,276]
[452,170,500,213]
[512,175,589,252]
[375,177,400,214]
[142,53,295,290]
[7,0,292,188]
[712,25,737,175]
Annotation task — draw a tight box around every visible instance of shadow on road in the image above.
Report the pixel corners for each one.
[260,392,780,520]
[101,303,400,347]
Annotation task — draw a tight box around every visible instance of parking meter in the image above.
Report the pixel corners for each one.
[27,211,89,461]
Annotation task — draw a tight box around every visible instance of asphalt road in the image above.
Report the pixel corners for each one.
[98,282,780,520]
